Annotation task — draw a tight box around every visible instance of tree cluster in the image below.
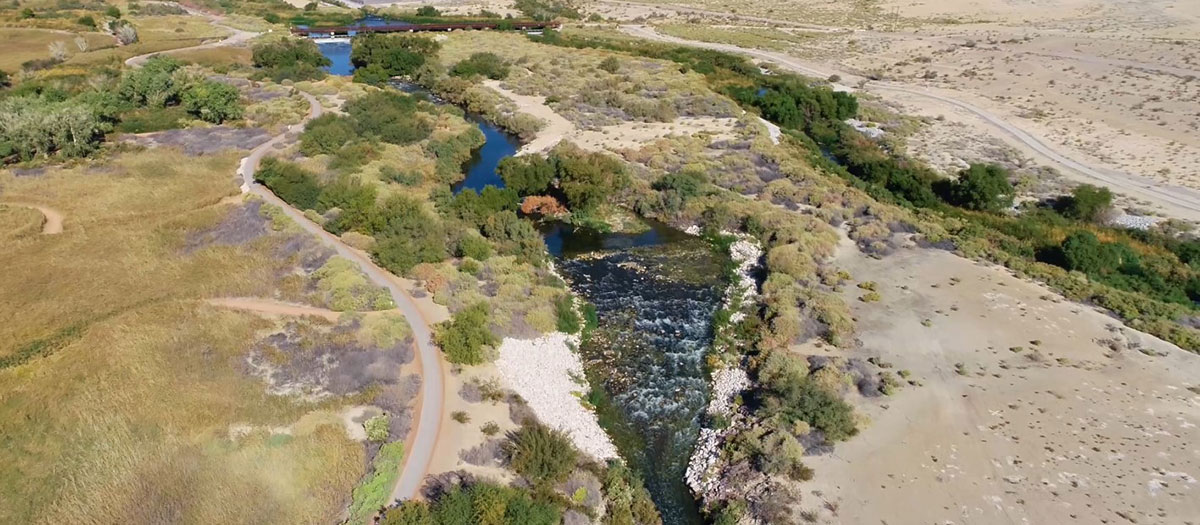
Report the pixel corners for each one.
[251,38,330,82]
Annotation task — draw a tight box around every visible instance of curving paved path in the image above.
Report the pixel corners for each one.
[236,92,445,504]
[620,24,1200,222]
[123,7,257,68]
[127,16,446,504]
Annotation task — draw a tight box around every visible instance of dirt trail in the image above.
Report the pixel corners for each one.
[128,14,447,505]
[619,24,1200,222]
[2,202,64,234]
[206,297,343,321]
[482,80,575,154]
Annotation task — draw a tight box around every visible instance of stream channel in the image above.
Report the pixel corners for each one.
[318,39,726,523]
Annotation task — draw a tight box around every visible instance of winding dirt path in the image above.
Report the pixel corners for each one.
[620,24,1200,222]
[206,297,343,321]
[1,202,64,234]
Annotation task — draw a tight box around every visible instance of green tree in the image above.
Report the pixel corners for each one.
[1060,184,1113,222]
[251,38,330,81]
[434,302,497,365]
[104,5,121,18]
[77,15,96,28]
[119,55,183,107]
[503,422,578,487]
[350,33,440,77]
[181,80,243,123]
[380,502,433,525]
[498,155,554,196]
[299,114,357,156]
[415,5,440,16]
[255,158,322,210]
[352,62,391,86]
[450,52,510,80]
[554,149,627,212]
[946,163,1013,212]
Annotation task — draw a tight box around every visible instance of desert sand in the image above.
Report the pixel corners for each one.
[595,0,1200,220]
[788,234,1200,523]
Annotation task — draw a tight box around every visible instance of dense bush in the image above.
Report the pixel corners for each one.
[380,480,561,525]
[351,33,440,78]
[345,90,433,145]
[601,461,662,525]
[554,295,580,333]
[1057,184,1113,222]
[435,302,497,364]
[757,351,857,442]
[370,194,450,273]
[251,38,330,81]
[498,155,555,196]
[299,114,357,156]
[482,210,547,264]
[450,52,510,80]
[119,55,184,107]
[181,79,243,123]
[255,158,322,210]
[503,421,579,488]
[940,163,1013,212]
[0,95,107,160]
[597,56,621,74]
[514,0,581,20]
[553,147,628,212]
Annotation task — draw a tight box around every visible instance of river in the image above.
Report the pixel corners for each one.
[318,39,724,523]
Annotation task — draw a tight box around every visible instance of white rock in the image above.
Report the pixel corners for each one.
[495,333,619,460]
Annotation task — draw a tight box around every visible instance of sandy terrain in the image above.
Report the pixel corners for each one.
[0,202,64,234]
[591,0,1200,220]
[789,235,1200,523]
[483,79,741,154]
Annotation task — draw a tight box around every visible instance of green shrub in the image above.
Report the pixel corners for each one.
[119,55,183,107]
[181,79,242,123]
[364,414,389,442]
[345,90,433,145]
[554,295,580,333]
[351,33,440,77]
[450,52,510,80]
[380,165,423,186]
[1058,184,1113,222]
[942,163,1013,212]
[300,114,357,156]
[415,5,441,16]
[352,63,392,86]
[380,501,434,525]
[113,105,189,133]
[348,441,405,523]
[251,38,330,81]
[76,14,95,28]
[598,56,621,73]
[434,302,497,364]
[498,155,555,196]
[503,421,578,487]
[104,5,121,17]
[0,95,107,160]
[255,158,322,210]
[456,232,493,260]
[431,481,561,525]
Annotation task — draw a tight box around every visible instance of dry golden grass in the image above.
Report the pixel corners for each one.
[171,45,253,68]
[0,147,370,524]
[0,204,45,239]
[0,27,114,71]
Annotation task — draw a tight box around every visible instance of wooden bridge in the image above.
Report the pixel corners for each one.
[290,20,560,38]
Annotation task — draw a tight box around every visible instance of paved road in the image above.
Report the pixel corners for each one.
[237,93,445,503]
[127,16,446,504]
[123,8,257,68]
[620,24,1200,222]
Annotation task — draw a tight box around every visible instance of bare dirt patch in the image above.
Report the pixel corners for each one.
[793,240,1200,523]
[122,126,274,156]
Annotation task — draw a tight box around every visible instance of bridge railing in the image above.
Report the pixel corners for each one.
[290,20,561,37]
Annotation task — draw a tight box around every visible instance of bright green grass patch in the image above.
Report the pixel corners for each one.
[312,256,396,311]
[348,441,405,524]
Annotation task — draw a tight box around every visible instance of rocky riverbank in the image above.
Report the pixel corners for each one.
[686,233,762,507]
[494,332,619,460]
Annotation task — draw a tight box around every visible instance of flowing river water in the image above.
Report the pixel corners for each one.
[319,40,725,523]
